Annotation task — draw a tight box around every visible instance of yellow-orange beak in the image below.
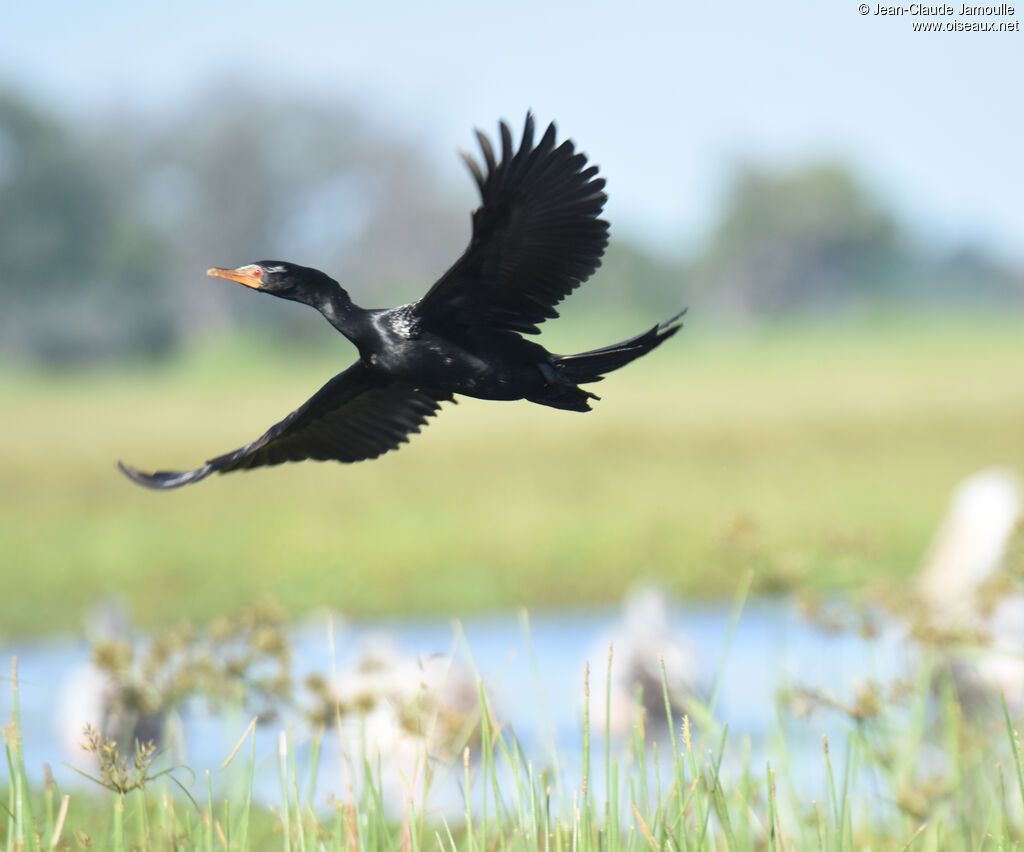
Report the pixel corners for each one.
[207,265,264,289]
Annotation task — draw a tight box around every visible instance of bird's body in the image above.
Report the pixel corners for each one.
[346,305,550,402]
[120,114,685,490]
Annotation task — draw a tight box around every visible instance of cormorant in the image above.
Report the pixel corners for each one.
[119,114,685,490]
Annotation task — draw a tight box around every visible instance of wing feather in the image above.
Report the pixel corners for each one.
[118,362,448,490]
[414,113,609,334]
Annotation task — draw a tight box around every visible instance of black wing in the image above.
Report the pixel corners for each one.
[118,362,449,490]
[414,113,609,335]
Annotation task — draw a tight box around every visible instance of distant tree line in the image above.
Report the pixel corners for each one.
[1,88,1020,365]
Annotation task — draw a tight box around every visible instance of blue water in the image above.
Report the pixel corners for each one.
[1,598,908,810]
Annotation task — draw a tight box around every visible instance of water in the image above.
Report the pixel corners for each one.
[2,596,909,809]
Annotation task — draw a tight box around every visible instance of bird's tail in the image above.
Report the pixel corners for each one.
[555,309,687,385]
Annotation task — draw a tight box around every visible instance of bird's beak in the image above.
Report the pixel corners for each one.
[207,265,263,289]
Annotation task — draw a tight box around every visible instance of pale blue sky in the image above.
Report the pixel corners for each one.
[4,0,1022,261]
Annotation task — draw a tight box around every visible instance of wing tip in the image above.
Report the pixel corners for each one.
[458,147,486,192]
[117,459,213,491]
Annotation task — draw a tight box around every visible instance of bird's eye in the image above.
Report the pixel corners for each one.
[252,267,263,277]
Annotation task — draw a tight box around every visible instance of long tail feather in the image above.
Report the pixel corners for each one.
[556,308,687,384]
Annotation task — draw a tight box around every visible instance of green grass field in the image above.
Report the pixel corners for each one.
[3,314,1024,637]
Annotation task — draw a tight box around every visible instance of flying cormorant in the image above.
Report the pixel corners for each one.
[119,114,684,490]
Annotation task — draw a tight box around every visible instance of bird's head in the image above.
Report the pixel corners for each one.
[207,261,343,306]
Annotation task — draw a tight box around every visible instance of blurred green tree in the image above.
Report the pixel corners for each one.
[0,91,174,363]
[688,163,909,317]
[582,240,687,319]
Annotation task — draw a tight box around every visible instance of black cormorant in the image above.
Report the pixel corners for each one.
[119,114,685,490]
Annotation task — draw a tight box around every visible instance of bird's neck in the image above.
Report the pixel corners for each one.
[318,287,369,341]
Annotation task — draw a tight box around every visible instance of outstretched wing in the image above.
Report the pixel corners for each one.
[118,362,449,490]
[414,113,609,335]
